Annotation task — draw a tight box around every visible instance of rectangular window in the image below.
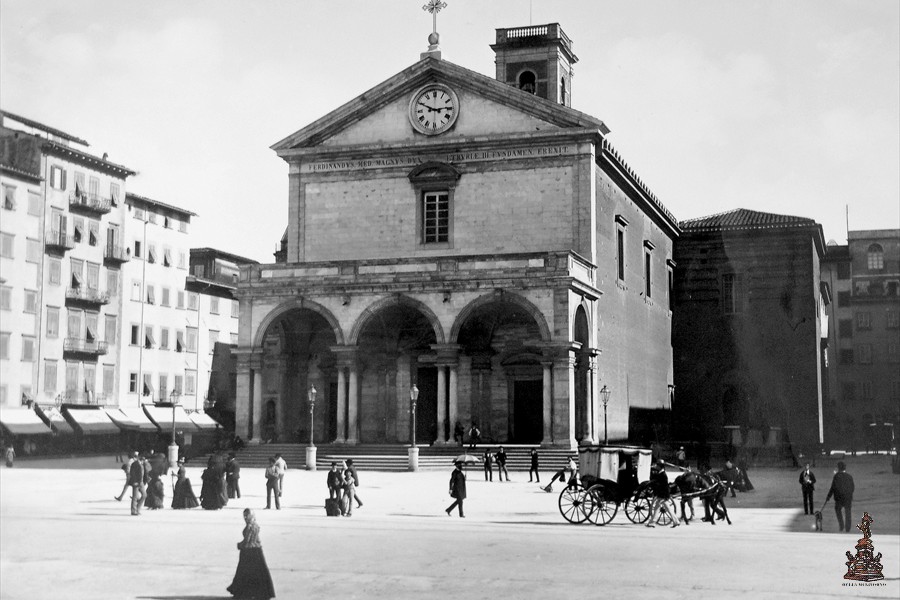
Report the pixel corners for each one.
[158,375,168,401]
[421,191,449,243]
[64,361,78,394]
[67,309,82,338]
[0,332,9,359]
[160,328,169,350]
[174,375,184,394]
[85,313,98,342]
[104,315,116,345]
[131,280,141,302]
[836,262,850,280]
[887,311,899,329]
[837,291,851,307]
[209,330,219,352]
[2,185,15,210]
[103,365,115,394]
[47,307,60,338]
[176,330,185,352]
[24,290,37,314]
[88,176,99,201]
[163,248,172,267]
[133,207,145,220]
[667,266,674,311]
[178,252,186,269]
[73,217,84,243]
[143,373,154,397]
[144,326,155,349]
[49,259,61,286]
[856,312,871,330]
[74,172,86,196]
[134,240,142,259]
[50,165,67,190]
[21,336,35,362]
[129,372,138,394]
[148,212,157,224]
[839,349,854,364]
[185,370,197,395]
[177,291,185,309]
[70,258,84,289]
[146,285,155,305]
[210,296,220,314]
[887,342,899,364]
[26,239,40,263]
[188,293,198,311]
[231,299,239,318]
[147,244,157,264]
[616,228,626,282]
[86,263,99,290]
[0,286,10,310]
[186,327,197,353]
[88,220,99,246]
[861,382,873,399]
[722,273,744,315]
[857,344,873,364]
[130,325,139,346]
[83,364,95,394]
[27,192,41,216]
[0,232,13,258]
[179,220,188,233]
[644,251,652,298]
[106,270,118,297]
[161,287,170,307]
[230,332,239,345]
[110,183,120,206]
[838,319,853,338]
[44,361,58,392]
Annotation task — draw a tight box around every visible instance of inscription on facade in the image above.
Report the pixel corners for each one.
[303,145,573,173]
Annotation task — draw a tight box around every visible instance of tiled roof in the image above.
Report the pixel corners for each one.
[680,208,817,232]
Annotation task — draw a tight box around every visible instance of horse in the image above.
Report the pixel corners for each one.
[673,469,731,525]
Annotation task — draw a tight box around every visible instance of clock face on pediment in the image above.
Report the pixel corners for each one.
[408,83,459,135]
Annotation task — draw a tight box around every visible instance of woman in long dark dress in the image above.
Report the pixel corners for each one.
[227,509,275,599]
[200,464,221,510]
[144,473,165,509]
[172,459,199,509]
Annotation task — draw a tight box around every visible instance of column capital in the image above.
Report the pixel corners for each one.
[541,341,581,361]
[234,348,264,370]
[430,343,462,365]
[330,345,360,367]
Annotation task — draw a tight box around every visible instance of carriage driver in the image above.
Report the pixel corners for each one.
[646,460,679,528]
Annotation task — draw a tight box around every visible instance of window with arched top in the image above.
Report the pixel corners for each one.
[518,70,536,94]
[867,244,884,270]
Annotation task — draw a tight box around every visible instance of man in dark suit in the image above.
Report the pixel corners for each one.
[799,463,816,514]
[495,446,510,481]
[226,453,241,499]
[128,452,145,516]
[445,461,467,518]
[826,461,855,532]
[346,459,363,509]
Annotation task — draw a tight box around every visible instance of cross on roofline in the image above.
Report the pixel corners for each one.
[423,0,447,35]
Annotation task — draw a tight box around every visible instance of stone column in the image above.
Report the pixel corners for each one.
[431,344,461,446]
[549,345,578,450]
[251,365,264,443]
[448,365,459,443]
[234,351,253,441]
[347,366,359,444]
[335,367,347,443]
[541,361,553,445]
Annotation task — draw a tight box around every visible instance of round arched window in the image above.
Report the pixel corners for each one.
[518,70,536,94]
[867,243,884,270]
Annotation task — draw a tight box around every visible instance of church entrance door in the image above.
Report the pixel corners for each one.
[415,367,438,445]
[513,379,543,443]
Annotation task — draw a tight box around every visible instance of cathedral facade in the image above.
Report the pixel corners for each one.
[234,25,679,449]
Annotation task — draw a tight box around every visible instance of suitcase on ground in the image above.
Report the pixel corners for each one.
[325,498,341,516]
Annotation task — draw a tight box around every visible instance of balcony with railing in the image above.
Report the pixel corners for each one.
[63,337,108,356]
[69,191,112,215]
[59,390,112,406]
[103,243,131,265]
[65,286,110,306]
[45,229,75,252]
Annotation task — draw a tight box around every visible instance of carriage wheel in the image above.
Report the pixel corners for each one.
[558,485,594,524]
[624,495,652,524]
[655,499,679,527]
[585,485,618,526]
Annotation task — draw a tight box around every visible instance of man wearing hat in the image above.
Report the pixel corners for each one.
[226,453,241,499]
[446,461,467,518]
[675,446,686,467]
[825,461,855,532]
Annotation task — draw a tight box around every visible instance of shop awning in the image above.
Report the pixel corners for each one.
[0,407,52,436]
[35,405,75,434]
[104,407,159,432]
[63,407,120,435]
[189,412,222,431]
[142,404,198,433]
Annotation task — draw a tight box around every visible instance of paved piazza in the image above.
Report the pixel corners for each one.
[1,455,898,599]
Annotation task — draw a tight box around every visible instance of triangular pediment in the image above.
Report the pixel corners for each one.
[271,57,608,154]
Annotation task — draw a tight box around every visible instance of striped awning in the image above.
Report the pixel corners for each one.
[63,407,119,435]
[104,407,158,432]
[142,404,198,433]
[35,405,75,434]
[189,412,221,431]
[0,407,52,436]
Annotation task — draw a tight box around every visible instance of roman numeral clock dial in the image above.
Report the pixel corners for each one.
[408,84,459,135]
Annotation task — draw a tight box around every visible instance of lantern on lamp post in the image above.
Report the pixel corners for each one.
[599,385,612,445]
[305,384,317,471]
[408,384,420,471]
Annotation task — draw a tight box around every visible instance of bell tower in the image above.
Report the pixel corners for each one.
[491,23,578,107]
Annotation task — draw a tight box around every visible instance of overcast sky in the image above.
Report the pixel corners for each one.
[2,0,898,262]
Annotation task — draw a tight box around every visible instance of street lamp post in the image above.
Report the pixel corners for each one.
[305,384,317,471]
[408,384,419,471]
[599,385,611,445]
[167,389,180,469]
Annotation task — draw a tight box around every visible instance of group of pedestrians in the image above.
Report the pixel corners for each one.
[325,459,364,516]
[797,460,855,532]
[114,450,169,515]
[481,446,511,481]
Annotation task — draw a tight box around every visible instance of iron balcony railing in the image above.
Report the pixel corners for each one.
[103,244,130,264]
[61,390,111,405]
[45,229,75,251]
[69,192,112,215]
[65,287,110,305]
[63,337,109,355]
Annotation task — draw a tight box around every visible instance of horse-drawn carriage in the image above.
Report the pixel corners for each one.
[557,445,731,526]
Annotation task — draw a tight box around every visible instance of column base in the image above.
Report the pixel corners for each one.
[305,446,317,471]
[345,438,359,445]
[408,446,420,471]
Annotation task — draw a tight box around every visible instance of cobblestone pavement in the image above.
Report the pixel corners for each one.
[1,457,898,600]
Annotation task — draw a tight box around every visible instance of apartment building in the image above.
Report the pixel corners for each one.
[0,112,135,408]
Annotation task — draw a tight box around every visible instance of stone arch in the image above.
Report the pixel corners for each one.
[349,294,445,346]
[449,290,551,344]
[253,298,344,348]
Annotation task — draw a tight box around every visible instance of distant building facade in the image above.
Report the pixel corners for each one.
[672,209,828,455]
[235,24,679,448]
[821,229,900,451]
[0,111,135,408]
